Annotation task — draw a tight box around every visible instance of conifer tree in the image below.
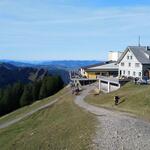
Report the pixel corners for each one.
[11,82,24,109]
[0,86,12,113]
[39,79,47,99]
[46,77,55,96]
[32,81,42,101]
[20,84,33,107]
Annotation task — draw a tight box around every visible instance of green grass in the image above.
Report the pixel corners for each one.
[85,82,150,120]
[0,88,96,150]
[0,87,69,125]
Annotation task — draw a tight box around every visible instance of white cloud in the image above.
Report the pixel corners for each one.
[0,1,150,60]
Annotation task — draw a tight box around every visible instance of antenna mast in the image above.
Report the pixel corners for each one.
[138,36,141,47]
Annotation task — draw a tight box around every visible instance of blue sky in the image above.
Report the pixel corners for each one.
[0,0,150,61]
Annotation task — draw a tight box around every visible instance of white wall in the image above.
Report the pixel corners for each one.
[100,82,120,92]
[108,51,123,61]
[80,68,85,76]
[119,50,143,78]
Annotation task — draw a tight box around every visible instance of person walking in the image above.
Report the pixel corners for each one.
[114,96,119,105]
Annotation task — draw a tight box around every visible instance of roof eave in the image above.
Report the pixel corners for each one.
[117,47,130,64]
[86,69,118,72]
[141,62,146,64]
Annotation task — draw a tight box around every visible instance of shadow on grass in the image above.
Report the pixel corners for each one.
[118,98,126,105]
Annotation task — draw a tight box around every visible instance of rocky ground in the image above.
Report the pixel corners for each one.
[74,85,150,150]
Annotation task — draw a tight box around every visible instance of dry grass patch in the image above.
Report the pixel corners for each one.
[85,82,150,120]
[0,89,96,150]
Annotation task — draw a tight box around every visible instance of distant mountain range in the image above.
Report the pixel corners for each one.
[36,60,101,70]
[0,60,102,86]
[0,60,101,70]
[0,63,48,88]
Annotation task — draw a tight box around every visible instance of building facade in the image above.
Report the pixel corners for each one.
[118,46,150,79]
[86,62,118,79]
[80,46,150,80]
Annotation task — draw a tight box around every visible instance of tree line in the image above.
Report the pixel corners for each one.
[0,76,64,116]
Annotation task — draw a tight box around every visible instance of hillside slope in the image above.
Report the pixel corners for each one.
[75,84,150,150]
[86,83,150,120]
[0,87,96,150]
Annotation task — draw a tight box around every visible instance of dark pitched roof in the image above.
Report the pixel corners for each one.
[117,46,150,64]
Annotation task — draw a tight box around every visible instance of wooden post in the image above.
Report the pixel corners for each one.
[108,81,110,93]
[118,83,121,88]
[99,79,101,90]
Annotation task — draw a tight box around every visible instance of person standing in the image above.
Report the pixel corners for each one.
[114,96,119,105]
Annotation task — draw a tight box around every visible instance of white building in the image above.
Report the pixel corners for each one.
[108,51,123,61]
[80,51,122,79]
[117,46,150,79]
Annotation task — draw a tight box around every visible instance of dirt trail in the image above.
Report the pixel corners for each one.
[74,86,150,150]
[0,99,58,129]
[0,91,70,130]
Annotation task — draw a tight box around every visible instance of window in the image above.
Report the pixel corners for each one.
[133,72,136,76]
[127,56,129,59]
[135,63,140,67]
[123,70,125,75]
[130,56,133,59]
[121,62,124,66]
[128,63,131,67]
[139,72,142,76]
[128,71,130,76]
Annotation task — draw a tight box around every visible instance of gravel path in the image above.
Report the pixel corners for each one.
[74,86,150,150]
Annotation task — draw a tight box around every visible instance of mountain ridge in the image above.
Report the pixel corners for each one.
[0,63,48,88]
[0,60,103,85]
